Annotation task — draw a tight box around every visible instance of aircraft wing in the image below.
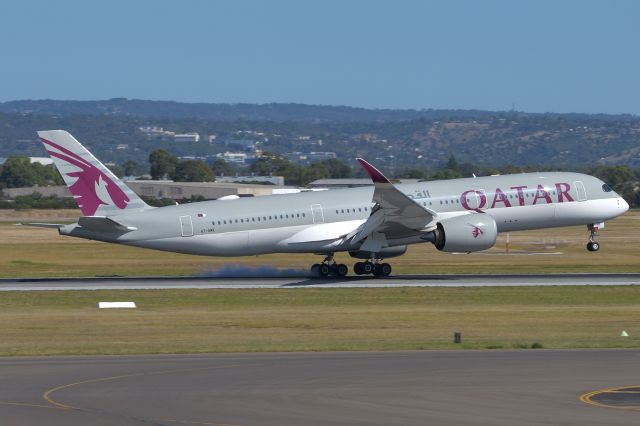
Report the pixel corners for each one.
[348,159,437,248]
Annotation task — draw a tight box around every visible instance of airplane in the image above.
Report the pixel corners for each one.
[27,130,629,277]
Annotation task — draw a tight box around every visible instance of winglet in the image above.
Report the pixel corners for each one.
[356,158,391,184]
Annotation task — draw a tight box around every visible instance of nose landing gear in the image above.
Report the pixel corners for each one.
[586,224,600,252]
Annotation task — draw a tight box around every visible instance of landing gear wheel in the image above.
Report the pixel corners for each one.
[587,241,600,252]
[379,263,392,276]
[354,262,364,275]
[372,263,392,277]
[336,264,348,276]
[310,264,320,274]
[318,264,331,277]
[362,262,374,275]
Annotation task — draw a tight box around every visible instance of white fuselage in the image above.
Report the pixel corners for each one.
[62,171,629,257]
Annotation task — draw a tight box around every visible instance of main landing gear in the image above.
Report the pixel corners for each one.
[310,253,392,277]
[586,224,600,252]
[310,254,348,277]
[353,261,392,277]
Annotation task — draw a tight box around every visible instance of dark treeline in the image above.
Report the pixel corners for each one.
[1,153,639,207]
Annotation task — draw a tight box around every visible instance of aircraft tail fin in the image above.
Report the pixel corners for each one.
[37,130,151,217]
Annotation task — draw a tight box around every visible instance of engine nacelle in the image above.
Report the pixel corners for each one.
[349,245,407,259]
[423,214,498,253]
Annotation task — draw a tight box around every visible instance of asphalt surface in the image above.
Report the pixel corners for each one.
[1,273,640,290]
[1,350,639,425]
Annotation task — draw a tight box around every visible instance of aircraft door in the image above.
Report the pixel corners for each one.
[179,215,194,237]
[311,204,324,224]
[574,181,587,201]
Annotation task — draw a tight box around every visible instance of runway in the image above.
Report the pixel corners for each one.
[0,350,639,425]
[1,273,640,291]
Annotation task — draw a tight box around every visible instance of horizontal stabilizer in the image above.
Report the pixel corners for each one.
[18,222,65,229]
[78,216,137,233]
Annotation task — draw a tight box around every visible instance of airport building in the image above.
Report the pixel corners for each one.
[2,180,294,202]
[173,133,200,143]
[125,180,292,200]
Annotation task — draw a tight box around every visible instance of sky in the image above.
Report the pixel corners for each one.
[1,0,639,114]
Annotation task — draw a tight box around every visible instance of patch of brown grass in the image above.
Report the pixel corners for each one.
[0,210,638,277]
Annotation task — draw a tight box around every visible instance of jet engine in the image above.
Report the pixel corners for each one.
[422,214,498,253]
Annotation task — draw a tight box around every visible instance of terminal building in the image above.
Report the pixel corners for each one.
[2,180,294,202]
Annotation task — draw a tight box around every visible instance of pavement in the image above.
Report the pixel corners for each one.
[1,273,640,290]
[1,350,639,425]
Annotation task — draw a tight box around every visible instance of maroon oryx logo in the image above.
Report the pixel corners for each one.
[471,225,483,238]
[40,137,130,216]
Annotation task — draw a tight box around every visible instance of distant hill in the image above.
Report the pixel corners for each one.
[1,99,639,168]
[0,98,555,123]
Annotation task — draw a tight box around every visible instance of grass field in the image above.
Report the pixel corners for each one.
[1,209,639,356]
[0,286,639,356]
[1,209,638,278]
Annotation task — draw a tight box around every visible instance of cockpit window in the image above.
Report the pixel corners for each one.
[602,183,613,192]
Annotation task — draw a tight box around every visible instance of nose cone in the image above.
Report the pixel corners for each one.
[620,197,629,213]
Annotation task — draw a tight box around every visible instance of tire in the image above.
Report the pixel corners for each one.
[380,263,392,276]
[310,264,320,274]
[319,264,331,277]
[354,262,363,275]
[336,264,348,276]
[373,265,383,276]
[362,262,374,274]
[587,242,598,252]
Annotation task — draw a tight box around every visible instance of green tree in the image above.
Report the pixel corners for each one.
[122,160,144,176]
[318,159,353,178]
[0,157,38,188]
[446,154,459,172]
[210,158,234,176]
[429,169,463,180]
[589,165,635,190]
[41,164,64,185]
[149,149,178,180]
[249,153,300,184]
[172,160,215,182]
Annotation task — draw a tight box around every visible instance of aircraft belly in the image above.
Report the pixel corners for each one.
[555,198,622,225]
[490,204,556,232]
